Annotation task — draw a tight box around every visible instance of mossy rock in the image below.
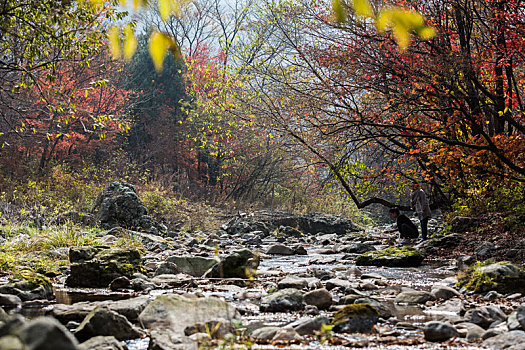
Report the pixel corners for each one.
[332,303,379,333]
[66,247,145,288]
[356,246,424,267]
[457,261,525,294]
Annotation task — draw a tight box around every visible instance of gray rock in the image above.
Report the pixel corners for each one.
[423,321,459,342]
[464,306,506,329]
[16,317,80,350]
[450,216,478,233]
[75,307,141,342]
[184,319,234,339]
[266,245,294,255]
[66,247,144,288]
[508,312,522,331]
[272,328,301,341]
[92,181,165,233]
[0,275,53,302]
[517,305,525,330]
[395,291,436,304]
[278,277,308,290]
[109,277,131,291]
[0,335,24,350]
[148,330,196,350]
[354,298,393,319]
[0,294,22,307]
[139,295,239,336]
[455,322,486,341]
[290,316,330,335]
[332,303,379,333]
[356,247,424,267]
[324,278,352,291]
[484,330,525,349]
[131,277,155,292]
[80,336,127,350]
[166,256,220,277]
[427,298,465,315]
[251,327,280,341]
[203,249,259,279]
[154,262,181,276]
[342,243,376,254]
[260,289,305,312]
[485,291,504,301]
[431,285,460,300]
[303,288,332,310]
[150,274,194,288]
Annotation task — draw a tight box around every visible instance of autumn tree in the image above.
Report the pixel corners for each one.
[224,0,524,210]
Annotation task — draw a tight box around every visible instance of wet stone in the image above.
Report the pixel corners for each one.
[0,294,22,308]
[483,330,525,349]
[423,321,459,342]
[251,326,280,342]
[266,245,294,255]
[464,306,506,329]
[331,303,379,333]
[260,288,305,312]
[303,288,332,310]
[290,316,330,335]
[74,306,141,342]
[79,336,127,350]
[431,285,460,300]
[395,291,436,304]
[277,276,309,290]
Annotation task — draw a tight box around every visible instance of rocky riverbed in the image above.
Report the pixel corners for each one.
[1,183,525,350]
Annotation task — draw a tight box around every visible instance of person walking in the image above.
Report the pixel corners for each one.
[411,182,431,241]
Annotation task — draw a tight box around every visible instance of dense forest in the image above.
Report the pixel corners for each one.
[0,0,524,349]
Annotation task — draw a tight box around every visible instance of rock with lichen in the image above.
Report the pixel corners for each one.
[66,246,145,288]
[356,247,424,267]
[331,303,379,333]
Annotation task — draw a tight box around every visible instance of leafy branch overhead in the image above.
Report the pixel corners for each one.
[94,0,435,70]
[333,0,436,50]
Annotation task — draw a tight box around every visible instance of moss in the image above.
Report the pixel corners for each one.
[356,246,424,267]
[361,246,421,258]
[332,303,379,325]
[457,260,525,293]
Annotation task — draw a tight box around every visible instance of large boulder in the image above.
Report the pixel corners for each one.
[66,246,145,288]
[138,295,239,337]
[331,303,379,333]
[457,261,525,294]
[165,256,220,277]
[92,181,165,234]
[356,247,424,267]
[203,249,259,279]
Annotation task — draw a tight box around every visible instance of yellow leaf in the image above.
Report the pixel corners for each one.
[149,32,176,72]
[123,25,138,61]
[158,0,177,21]
[376,7,393,32]
[133,0,143,10]
[109,27,121,59]
[417,26,436,40]
[332,0,347,22]
[353,0,373,17]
